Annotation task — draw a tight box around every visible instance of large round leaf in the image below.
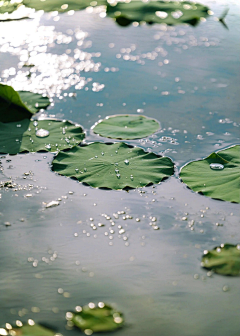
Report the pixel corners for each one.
[52,142,174,189]
[107,1,209,27]
[23,0,107,12]
[67,303,124,333]
[0,323,56,336]
[0,119,85,154]
[0,84,50,123]
[201,244,240,276]
[92,114,160,140]
[180,145,240,203]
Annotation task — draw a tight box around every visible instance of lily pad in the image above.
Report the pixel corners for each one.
[1,323,56,336]
[0,119,85,154]
[23,0,107,12]
[180,145,240,203]
[0,0,19,14]
[107,0,209,27]
[52,142,174,189]
[66,302,124,333]
[0,84,50,123]
[92,114,160,140]
[201,244,240,276]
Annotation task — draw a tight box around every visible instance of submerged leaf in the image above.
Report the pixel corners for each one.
[23,0,107,12]
[92,114,160,140]
[0,84,50,122]
[0,119,85,154]
[201,244,240,276]
[52,142,174,189]
[180,145,240,203]
[107,0,209,27]
[67,303,124,332]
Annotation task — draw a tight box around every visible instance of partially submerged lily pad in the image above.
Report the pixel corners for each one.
[22,0,107,12]
[66,302,124,333]
[52,142,174,189]
[92,114,160,140]
[201,244,240,276]
[0,84,50,123]
[0,0,20,14]
[107,0,209,27]
[0,119,85,154]
[180,145,240,203]
[1,323,56,336]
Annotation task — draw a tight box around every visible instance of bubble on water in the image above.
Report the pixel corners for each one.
[137,108,144,113]
[36,129,49,138]
[210,163,224,170]
[222,285,229,292]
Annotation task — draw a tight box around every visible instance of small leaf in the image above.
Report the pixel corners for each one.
[107,0,209,27]
[0,84,50,122]
[201,244,240,276]
[0,119,85,154]
[67,303,124,333]
[11,323,56,336]
[92,114,160,140]
[22,0,107,13]
[52,142,174,190]
[180,145,240,203]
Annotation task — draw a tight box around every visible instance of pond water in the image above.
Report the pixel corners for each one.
[0,0,240,335]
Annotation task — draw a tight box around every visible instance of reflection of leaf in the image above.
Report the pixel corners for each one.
[52,142,174,190]
[180,145,240,203]
[23,0,107,12]
[0,119,85,154]
[67,303,124,332]
[0,84,50,123]
[107,0,209,27]
[92,114,160,140]
[201,244,240,276]
[12,323,56,336]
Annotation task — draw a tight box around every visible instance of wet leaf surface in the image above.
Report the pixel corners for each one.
[180,145,240,203]
[52,142,174,189]
[92,114,160,140]
[0,119,85,154]
[68,303,124,333]
[107,0,209,27]
[202,244,240,276]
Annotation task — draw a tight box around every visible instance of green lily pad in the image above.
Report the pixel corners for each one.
[22,0,107,13]
[0,0,20,14]
[92,114,160,140]
[0,84,50,123]
[52,142,174,189]
[201,244,240,276]
[180,145,240,203]
[0,323,56,336]
[66,302,124,333]
[0,119,85,154]
[107,0,209,27]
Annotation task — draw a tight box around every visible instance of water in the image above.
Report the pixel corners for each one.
[0,1,240,335]
[209,163,224,170]
[35,129,50,138]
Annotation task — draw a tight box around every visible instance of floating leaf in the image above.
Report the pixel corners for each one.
[92,114,160,140]
[66,303,124,333]
[11,323,56,336]
[0,84,50,122]
[22,0,107,12]
[52,142,174,189]
[107,0,209,27]
[0,119,85,154]
[201,244,240,276]
[0,0,20,14]
[180,145,240,203]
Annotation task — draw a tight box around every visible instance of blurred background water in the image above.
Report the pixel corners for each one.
[0,0,239,335]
